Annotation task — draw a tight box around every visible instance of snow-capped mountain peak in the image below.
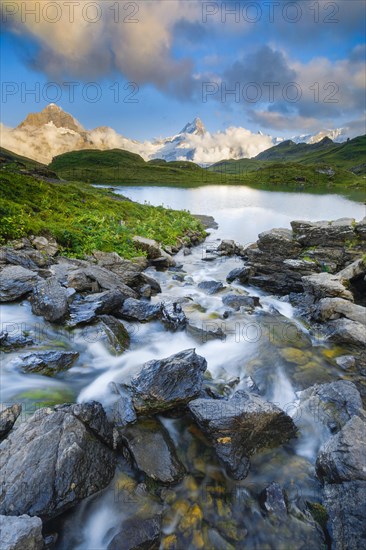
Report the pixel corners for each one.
[1,104,350,165]
[180,117,206,136]
[18,103,84,133]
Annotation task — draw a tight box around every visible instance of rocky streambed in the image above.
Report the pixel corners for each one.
[0,217,365,550]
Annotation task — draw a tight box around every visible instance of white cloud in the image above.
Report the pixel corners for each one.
[182,127,273,163]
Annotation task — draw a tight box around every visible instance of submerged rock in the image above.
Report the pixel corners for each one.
[98,315,130,355]
[198,280,225,295]
[0,402,116,520]
[0,266,39,302]
[0,403,22,439]
[188,391,297,480]
[335,355,356,370]
[130,349,207,415]
[222,293,261,311]
[299,381,363,433]
[121,417,185,484]
[12,350,79,376]
[259,482,288,520]
[107,512,162,550]
[186,321,225,343]
[0,514,44,550]
[0,330,33,351]
[31,277,69,323]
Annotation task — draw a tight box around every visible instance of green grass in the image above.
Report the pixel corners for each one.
[238,161,363,188]
[49,149,234,186]
[0,146,58,179]
[254,135,366,171]
[48,148,365,191]
[0,172,205,258]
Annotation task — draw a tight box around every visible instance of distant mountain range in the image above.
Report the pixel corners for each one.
[1,130,364,189]
[0,104,351,165]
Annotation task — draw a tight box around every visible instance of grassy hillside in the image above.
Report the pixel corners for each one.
[0,171,204,258]
[235,162,362,187]
[49,149,233,186]
[0,146,59,180]
[207,158,265,175]
[253,135,366,172]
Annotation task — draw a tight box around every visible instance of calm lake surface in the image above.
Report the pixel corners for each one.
[103,184,365,243]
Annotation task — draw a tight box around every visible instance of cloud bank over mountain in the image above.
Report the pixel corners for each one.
[0,104,351,165]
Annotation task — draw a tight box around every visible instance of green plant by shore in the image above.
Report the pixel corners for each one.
[0,172,205,258]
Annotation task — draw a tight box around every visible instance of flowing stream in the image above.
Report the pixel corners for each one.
[1,184,365,549]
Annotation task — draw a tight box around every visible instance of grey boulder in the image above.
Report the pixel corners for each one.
[0,514,44,550]
[121,417,185,484]
[0,404,22,439]
[315,297,366,324]
[0,402,115,520]
[68,290,125,327]
[31,277,69,323]
[0,266,39,302]
[188,391,297,480]
[98,315,130,355]
[226,266,251,284]
[130,349,207,415]
[117,298,162,323]
[316,414,366,483]
[161,301,187,330]
[299,380,363,433]
[323,481,366,550]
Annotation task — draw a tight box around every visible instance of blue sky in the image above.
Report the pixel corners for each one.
[1,0,365,140]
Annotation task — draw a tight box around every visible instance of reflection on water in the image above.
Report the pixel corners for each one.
[100,184,365,244]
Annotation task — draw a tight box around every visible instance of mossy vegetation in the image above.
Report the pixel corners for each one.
[48,148,231,186]
[0,172,205,258]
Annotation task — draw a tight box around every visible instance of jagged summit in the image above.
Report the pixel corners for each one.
[18,103,84,133]
[180,117,206,136]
